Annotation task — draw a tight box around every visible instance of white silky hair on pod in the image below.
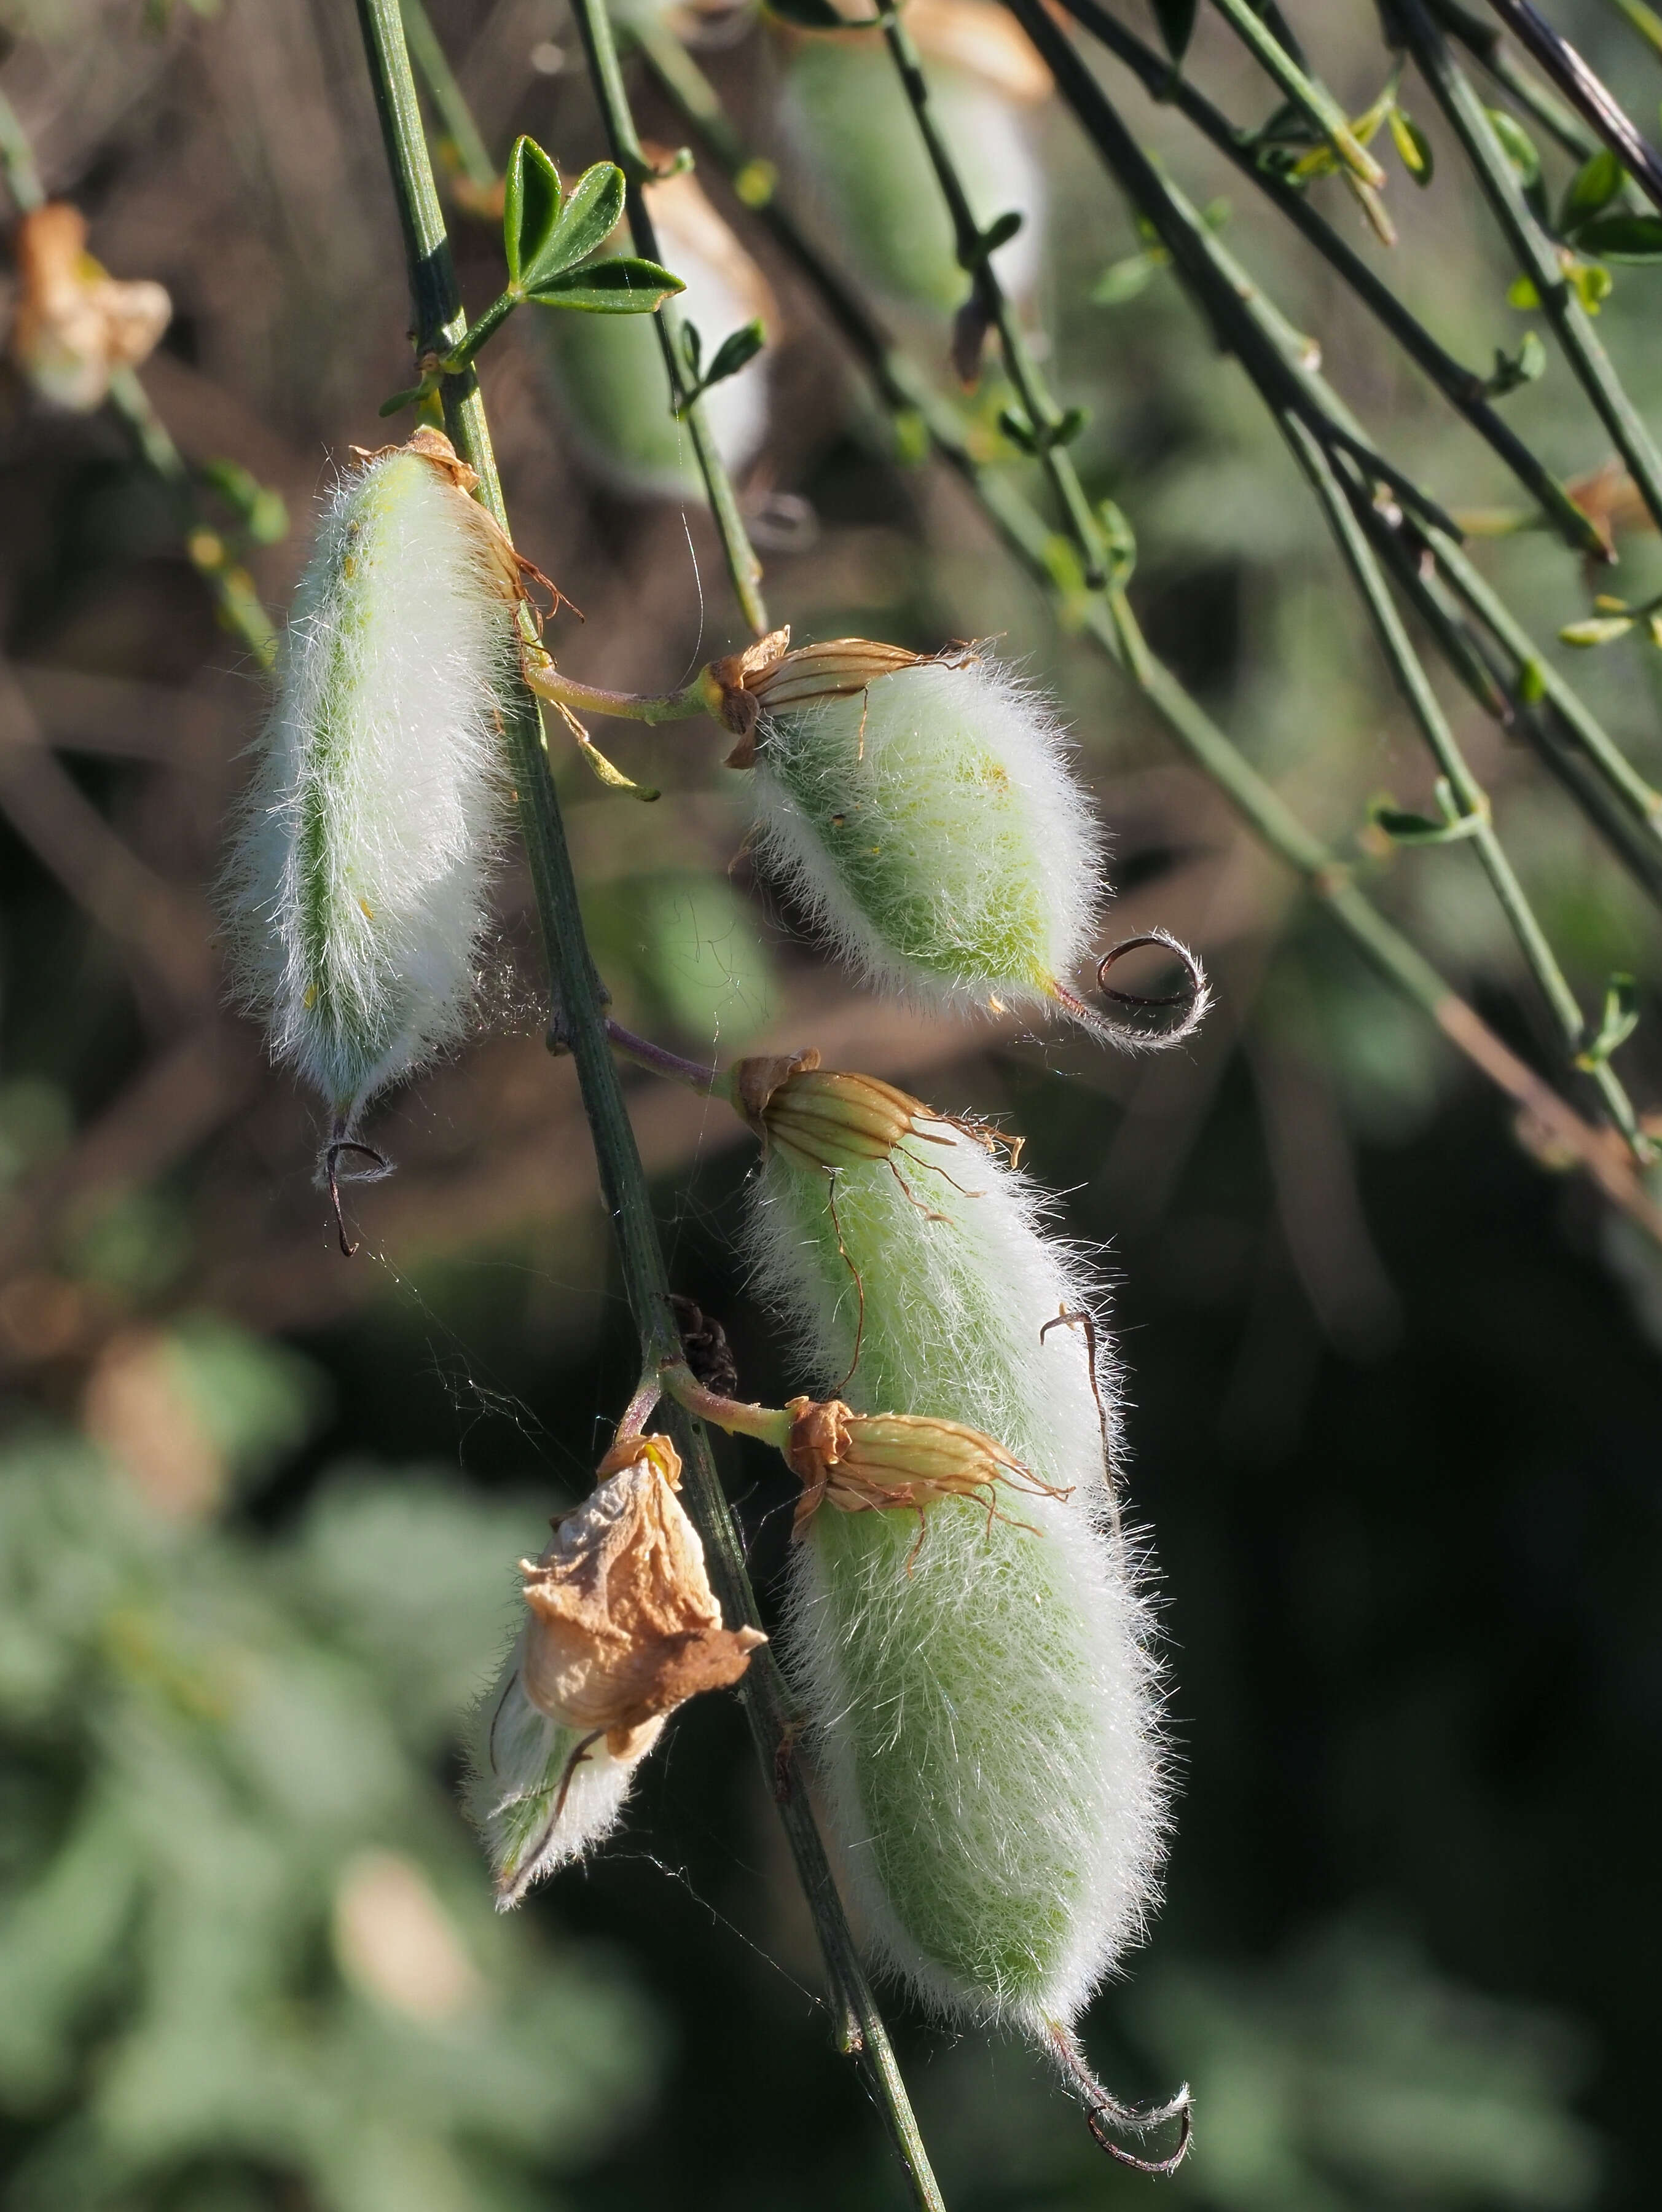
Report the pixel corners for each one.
[747,655,1105,1018]
[222,444,517,1130]
[464,1634,656,1910]
[745,1116,1168,2029]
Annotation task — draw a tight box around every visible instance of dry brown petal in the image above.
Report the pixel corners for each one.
[10,203,171,412]
[519,1432,764,1751]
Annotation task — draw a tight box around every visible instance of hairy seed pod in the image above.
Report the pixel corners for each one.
[781,0,1049,315]
[466,1433,765,1908]
[744,1100,1167,2029]
[221,429,525,1135]
[721,640,1107,1022]
[533,170,772,503]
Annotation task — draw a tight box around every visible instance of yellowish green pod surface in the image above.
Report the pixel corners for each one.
[745,1105,1167,2028]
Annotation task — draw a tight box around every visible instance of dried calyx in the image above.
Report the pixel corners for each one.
[662,1362,1056,1551]
[699,627,970,767]
[725,1045,1017,1177]
[517,1430,766,1756]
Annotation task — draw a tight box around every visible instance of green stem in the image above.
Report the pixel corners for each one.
[661,1362,794,1450]
[399,0,498,194]
[1425,0,1602,155]
[631,17,1662,1227]
[1052,0,1604,558]
[1393,0,1662,536]
[874,0,1107,584]
[350,4,946,2201]
[522,651,711,726]
[563,0,770,636]
[1207,0,1389,187]
[1010,0,1652,1153]
[0,83,45,210]
[441,284,519,373]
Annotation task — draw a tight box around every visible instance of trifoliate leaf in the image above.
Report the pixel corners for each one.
[527,256,684,313]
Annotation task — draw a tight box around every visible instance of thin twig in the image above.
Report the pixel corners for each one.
[350,4,945,2202]
[1051,0,1605,557]
[638,13,1662,1243]
[564,0,770,637]
[1479,0,1662,213]
[1390,0,1662,535]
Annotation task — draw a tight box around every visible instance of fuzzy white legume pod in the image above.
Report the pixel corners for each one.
[221,428,521,1141]
[739,1058,1169,2034]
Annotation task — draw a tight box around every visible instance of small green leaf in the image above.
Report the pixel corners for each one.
[1370,798,1484,845]
[702,319,766,388]
[1507,273,1541,308]
[1574,211,1662,263]
[1484,329,1546,396]
[523,160,626,289]
[759,0,849,24]
[1388,106,1433,184]
[1558,614,1634,646]
[1486,106,1540,190]
[998,406,1040,455]
[503,135,562,289]
[527,256,684,313]
[1560,146,1626,233]
[1089,253,1160,306]
[681,321,704,379]
[975,210,1024,262]
[1518,657,1547,704]
[1575,973,1639,1069]
[1051,405,1090,448]
[1150,0,1198,61]
[1098,498,1136,586]
[1566,256,1615,312]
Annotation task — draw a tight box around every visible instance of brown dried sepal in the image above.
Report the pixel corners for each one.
[705,626,793,764]
[348,426,573,622]
[783,1395,1071,1557]
[732,1050,943,1175]
[10,203,171,412]
[519,1432,764,1756]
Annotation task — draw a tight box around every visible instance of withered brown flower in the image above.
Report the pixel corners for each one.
[704,630,971,766]
[9,203,171,412]
[518,1432,765,1759]
[731,1046,941,1173]
[783,1395,1071,1558]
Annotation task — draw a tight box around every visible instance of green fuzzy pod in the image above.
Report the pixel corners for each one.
[745,1120,1166,2027]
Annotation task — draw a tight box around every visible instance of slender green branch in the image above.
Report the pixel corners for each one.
[350,4,946,2202]
[1006,0,1652,1154]
[632,12,1662,1237]
[1426,0,1602,155]
[1392,0,1662,536]
[0,87,278,670]
[1052,0,1605,558]
[0,83,45,211]
[874,0,1110,587]
[399,0,497,195]
[106,369,279,670]
[1480,0,1662,216]
[563,0,769,635]
[1207,0,1388,188]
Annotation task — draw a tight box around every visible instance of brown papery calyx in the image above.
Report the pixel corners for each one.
[731,1048,947,1174]
[783,1396,1071,1553]
[707,632,973,766]
[518,1432,765,1756]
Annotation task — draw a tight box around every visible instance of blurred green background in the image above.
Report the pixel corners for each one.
[1,0,1659,2205]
